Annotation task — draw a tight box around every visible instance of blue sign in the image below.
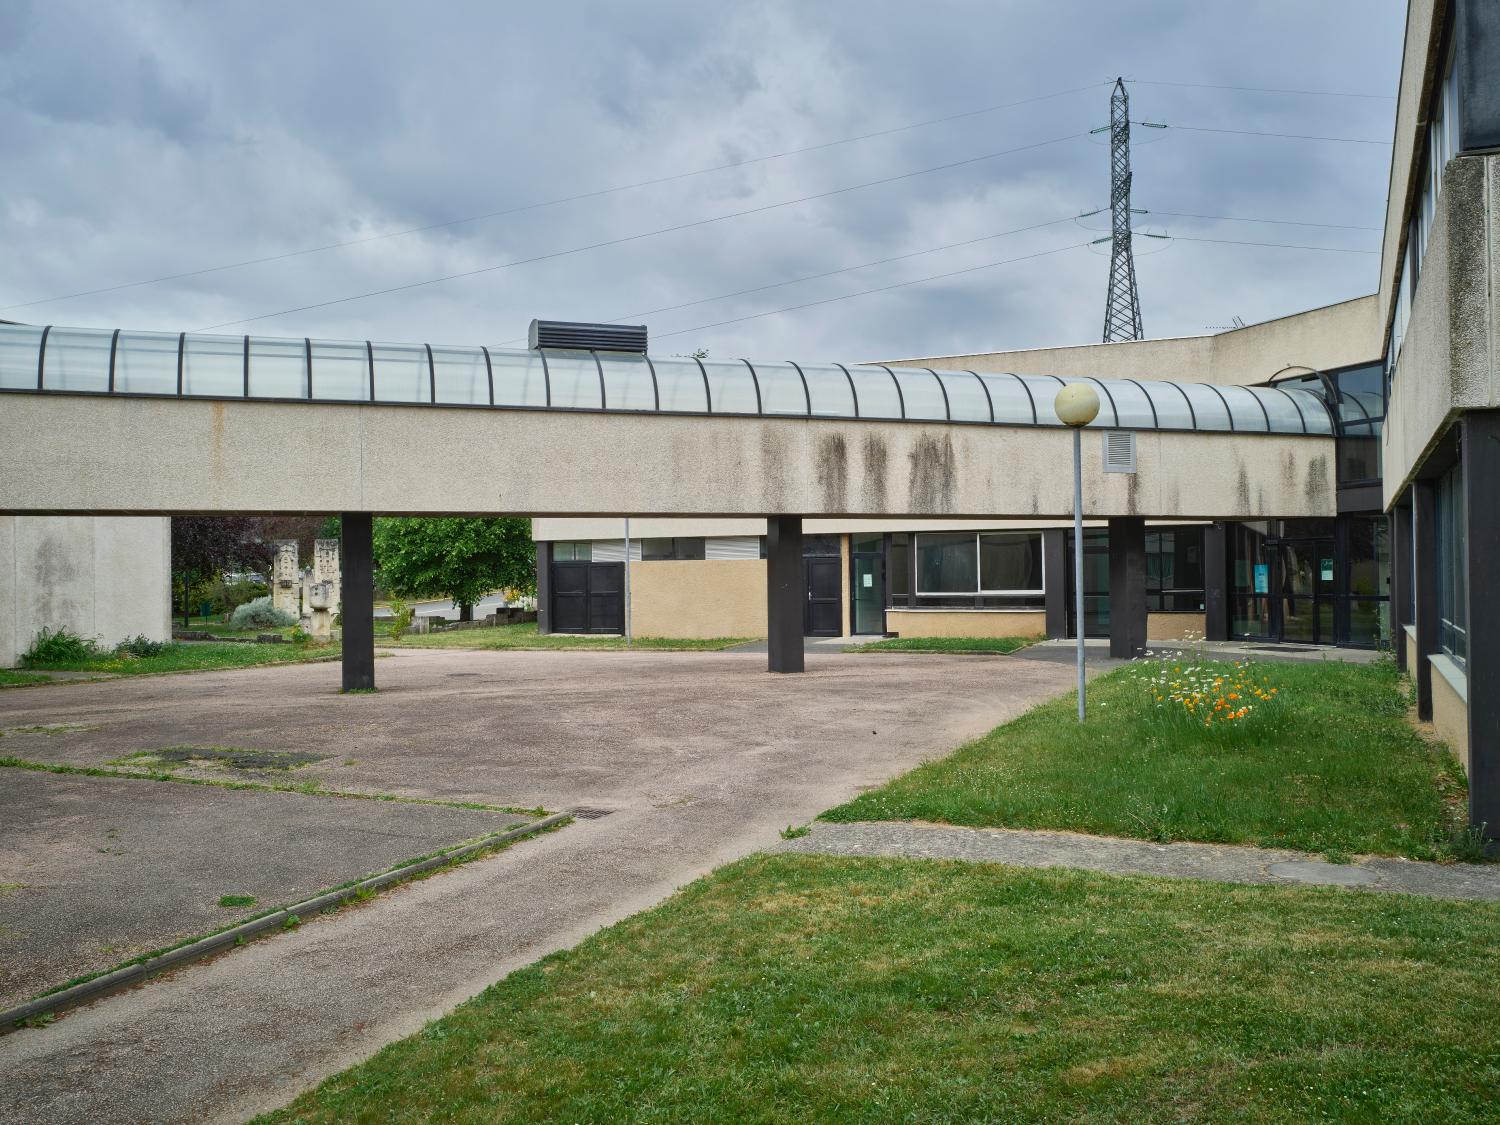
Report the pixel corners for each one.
[1253,564,1269,594]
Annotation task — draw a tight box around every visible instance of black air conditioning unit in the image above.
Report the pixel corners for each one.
[529,319,647,353]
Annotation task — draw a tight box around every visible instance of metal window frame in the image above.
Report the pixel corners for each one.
[912,530,1046,597]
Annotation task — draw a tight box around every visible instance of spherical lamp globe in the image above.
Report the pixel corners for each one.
[1054,383,1101,428]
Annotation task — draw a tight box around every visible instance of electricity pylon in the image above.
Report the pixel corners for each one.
[1101,77,1143,342]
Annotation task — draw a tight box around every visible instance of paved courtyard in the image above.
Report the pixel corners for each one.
[0,646,1073,1124]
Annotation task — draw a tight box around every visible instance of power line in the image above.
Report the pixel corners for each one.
[1164,124,1390,145]
[1128,78,1394,101]
[2,81,1110,315]
[1164,235,1378,254]
[1145,209,1382,232]
[194,131,1092,331]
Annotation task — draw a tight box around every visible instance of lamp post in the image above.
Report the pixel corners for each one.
[1055,383,1101,722]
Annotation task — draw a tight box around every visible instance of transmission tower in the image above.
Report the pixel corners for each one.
[1102,77,1143,342]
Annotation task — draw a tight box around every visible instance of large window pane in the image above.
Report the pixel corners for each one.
[489,347,548,407]
[41,326,113,392]
[248,336,309,398]
[979,532,1042,592]
[182,333,245,396]
[113,330,180,395]
[371,342,431,403]
[309,339,371,401]
[916,532,976,593]
[431,345,490,405]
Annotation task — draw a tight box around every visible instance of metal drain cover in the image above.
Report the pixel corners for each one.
[570,807,615,820]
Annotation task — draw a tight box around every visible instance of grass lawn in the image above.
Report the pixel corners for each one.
[825,659,1470,861]
[381,621,750,652]
[267,853,1500,1124]
[18,641,338,676]
[852,634,1039,654]
[0,669,54,687]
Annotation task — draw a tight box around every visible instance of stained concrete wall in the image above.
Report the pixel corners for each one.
[0,394,1336,522]
[1379,0,1441,333]
[887,296,1380,387]
[628,560,767,639]
[0,516,171,667]
[885,610,1046,639]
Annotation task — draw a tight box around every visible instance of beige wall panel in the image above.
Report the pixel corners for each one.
[0,395,1336,521]
[839,534,851,636]
[885,610,1046,639]
[1147,613,1206,642]
[92,517,173,648]
[628,559,767,639]
[1430,663,1469,775]
[1405,629,1418,678]
[0,517,15,666]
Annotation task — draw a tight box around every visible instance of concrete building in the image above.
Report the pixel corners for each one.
[0,1,1493,829]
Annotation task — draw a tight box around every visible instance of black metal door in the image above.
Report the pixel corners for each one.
[550,561,623,634]
[804,557,842,637]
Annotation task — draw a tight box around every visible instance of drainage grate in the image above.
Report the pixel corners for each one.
[570,807,615,820]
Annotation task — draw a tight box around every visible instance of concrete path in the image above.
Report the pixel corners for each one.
[776,821,1500,901]
[0,648,1072,1124]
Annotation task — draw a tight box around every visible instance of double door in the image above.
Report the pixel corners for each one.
[549,561,623,634]
[1275,538,1336,645]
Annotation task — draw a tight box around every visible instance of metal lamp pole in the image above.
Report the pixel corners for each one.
[623,517,632,647]
[1055,384,1101,722]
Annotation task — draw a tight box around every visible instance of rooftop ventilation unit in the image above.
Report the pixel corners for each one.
[528,319,647,353]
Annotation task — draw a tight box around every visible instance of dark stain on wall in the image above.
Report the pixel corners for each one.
[907,432,957,514]
[758,431,789,507]
[1234,462,1252,514]
[862,434,888,512]
[816,433,848,513]
[1305,453,1331,509]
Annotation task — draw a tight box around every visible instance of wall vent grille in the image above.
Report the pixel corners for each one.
[1103,430,1137,473]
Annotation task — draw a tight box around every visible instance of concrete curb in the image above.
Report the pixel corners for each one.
[2,812,572,1033]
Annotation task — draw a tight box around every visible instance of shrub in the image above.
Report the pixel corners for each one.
[230,596,297,629]
[21,627,100,667]
[386,597,415,639]
[115,634,166,658]
[204,577,269,616]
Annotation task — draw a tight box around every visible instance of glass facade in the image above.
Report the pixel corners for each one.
[916,532,1043,597]
[641,537,705,561]
[1145,529,1205,612]
[1436,464,1467,664]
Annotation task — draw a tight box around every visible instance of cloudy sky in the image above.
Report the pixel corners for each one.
[0,1,1406,363]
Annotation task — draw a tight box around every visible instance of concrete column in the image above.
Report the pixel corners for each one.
[1042,528,1067,639]
[1204,522,1229,642]
[1107,517,1146,659]
[1412,480,1438,721]
[340,513,375,692]
[766,515,804,673]
[1461,413,1500,833]
[1390,502,1413,673]
[534,543,552,635]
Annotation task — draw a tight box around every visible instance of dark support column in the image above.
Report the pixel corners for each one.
[535,543,552,634]
[1412,480,1439,721]
[1391,502,1413,673]
[340,512,375,692]
[766,515,804,673]
[1042,528,1067,639]
[1462,413,1500,833]
[1107,517,1147,659]
[1204,522,1229,642]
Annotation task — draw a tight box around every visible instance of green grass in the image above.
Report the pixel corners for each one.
[265,853,1500,1124]
[17,641,338,676]
[825,659,1469,861]
[0,669,54,687]
[381,621,750,651]
[218,894,258,908]
[851,634,1039,654]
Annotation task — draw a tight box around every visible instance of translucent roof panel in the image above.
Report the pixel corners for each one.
[114,330,180,395]
[886,367,947,420]
[978,373,1036,424]
[249,336,309,399]
[599,352,656,411]
[489,347,547,407]
[430,345,490,406]
[1284,387,1334,434]
[1100,380,1153,429]
[0,323,46,390]
[698,358,759,414]
[798,363,855,417]
[1250,387,1306,433]
[1138,381,1196,430]
[371,343,432,404]
[651,356,709,413]
[1176,384,1233,431]
[1215,386,1271,432]
[309,339,370,402]
[543,349,601,410]
[1020,376,1065,427]
[1338,390,1382,425]
[42,326,114,393]
[182,333,245,397]
[751,361,809,415]
[936,371,991,422]
[847,365,903,418]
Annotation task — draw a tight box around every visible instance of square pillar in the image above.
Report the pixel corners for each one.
[1204,522,1229,642]
[1390,502,1413,673]
[340,512,375,692]
[1042,528,1067,639]
[1412,480,1439,720]
[1107,516,1146,659]
[535,543,552,634]
[1461,413,1500,832]
[766,515,804,673]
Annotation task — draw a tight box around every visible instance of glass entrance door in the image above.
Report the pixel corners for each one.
[1277,538,1335,644]
[850,534,886,635]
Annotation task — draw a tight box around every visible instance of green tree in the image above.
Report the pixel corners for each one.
[372,518,534,621]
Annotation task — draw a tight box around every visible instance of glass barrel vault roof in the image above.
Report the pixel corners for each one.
[0,323,1336,436]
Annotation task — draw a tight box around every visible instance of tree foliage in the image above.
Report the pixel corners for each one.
[170,516,271,626]
[373,518,534,620]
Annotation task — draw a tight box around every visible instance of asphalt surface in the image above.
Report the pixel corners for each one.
[0,647,1073,1124]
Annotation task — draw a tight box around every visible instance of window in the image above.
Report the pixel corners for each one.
[553,541,592,561]
[1436,464,1467,665]
[915,532,1043,597]
[1333,363,1385,486]
[887,532,910,604]
[1146,529,1205,612]
[802,534,841,558]
[642,537,705,560]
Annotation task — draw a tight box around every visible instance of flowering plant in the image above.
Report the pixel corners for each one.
[1133,633,1284,739]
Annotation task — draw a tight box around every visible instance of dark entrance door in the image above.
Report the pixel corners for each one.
[804,557,842,637]
[849,533,886,635]
[1064,530,1111,638]
[550,561,624,634]
[1276,538,1335,644]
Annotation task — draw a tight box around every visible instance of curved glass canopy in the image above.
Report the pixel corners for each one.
[0,323,1335,436]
